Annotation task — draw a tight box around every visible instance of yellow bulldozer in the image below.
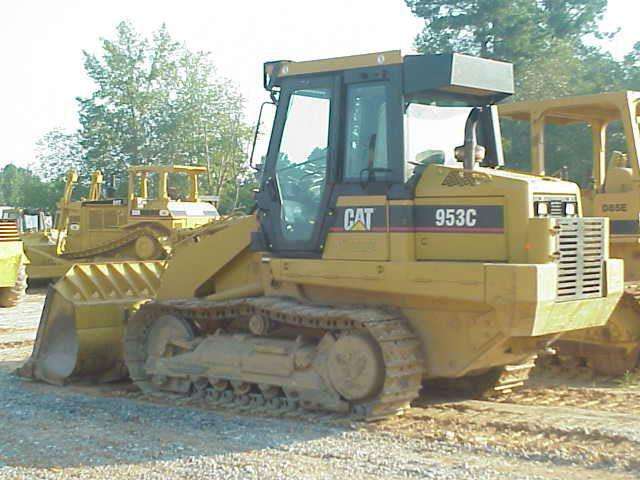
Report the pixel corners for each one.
[500,92,640,375]
[20,51,624,420]
[0,216,28,308]
[24,164,220,280]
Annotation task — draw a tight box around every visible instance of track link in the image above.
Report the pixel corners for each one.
[124,297,424,421]
[61,226,167,260]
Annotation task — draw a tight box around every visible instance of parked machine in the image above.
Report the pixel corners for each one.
[0,207,50,234]
[500,91,640,375]
[20,51,624,419]
[24,165,220,280]
[0,218,27,307]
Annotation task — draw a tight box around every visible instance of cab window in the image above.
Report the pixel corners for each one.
[343,83,389,182]
[275,88,331,242]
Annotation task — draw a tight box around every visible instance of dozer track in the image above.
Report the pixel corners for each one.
[622,283,640,318]
[425,357,536,400]
[554,283,640,376]
[60,226,167,261]
[124,297,425,420]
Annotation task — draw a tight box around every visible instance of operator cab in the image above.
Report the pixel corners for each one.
[254,51,514,256]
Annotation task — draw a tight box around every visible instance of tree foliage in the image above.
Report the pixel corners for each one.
[74,21,252,212]
[623,42,640,89]
[3,127,126,212]
[406,0,617,102]
[0,164,63,212]
[34,128,83,182]
[406,0,609,60]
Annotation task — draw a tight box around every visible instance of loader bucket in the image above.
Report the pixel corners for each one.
[18,261,165,384]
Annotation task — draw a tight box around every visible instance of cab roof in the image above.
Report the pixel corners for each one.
[264,50,514,105]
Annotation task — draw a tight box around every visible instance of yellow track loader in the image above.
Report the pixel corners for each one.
[25,165,220,280]
[500,91,640,375]
[21,51,623,419]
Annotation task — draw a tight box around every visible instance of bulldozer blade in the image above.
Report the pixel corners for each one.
[18,261,165,384]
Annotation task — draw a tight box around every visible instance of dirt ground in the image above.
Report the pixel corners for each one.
[0,290,639,479]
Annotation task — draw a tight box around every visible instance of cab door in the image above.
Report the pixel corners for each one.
[257,76,337,256]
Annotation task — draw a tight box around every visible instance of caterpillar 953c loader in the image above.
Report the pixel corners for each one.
[20,51,624,420]
[0,217,27,307]
[500,91,640,375]
[24,164,220,280]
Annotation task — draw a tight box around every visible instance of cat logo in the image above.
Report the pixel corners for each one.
[344,207,375,231]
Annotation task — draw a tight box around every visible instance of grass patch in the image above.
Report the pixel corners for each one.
[615,370,640,388]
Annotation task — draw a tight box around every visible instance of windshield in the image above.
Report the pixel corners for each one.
[404,104,472,177]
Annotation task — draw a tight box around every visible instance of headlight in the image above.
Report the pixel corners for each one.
[564,202,577,216]
[535,201,549,216]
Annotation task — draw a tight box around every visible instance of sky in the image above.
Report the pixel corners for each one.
[0,0,638,169]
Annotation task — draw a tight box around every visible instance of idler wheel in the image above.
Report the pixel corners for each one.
[327,332,385,402]
[249,314,271,336]
[134,234,159,260]
[145,315,194,387]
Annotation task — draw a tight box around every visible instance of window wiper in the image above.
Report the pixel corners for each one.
[358,133,391,186]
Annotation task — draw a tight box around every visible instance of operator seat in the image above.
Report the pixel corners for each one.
[603,151,633,193]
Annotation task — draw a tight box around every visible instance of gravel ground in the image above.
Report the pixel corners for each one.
[0,292,638,479]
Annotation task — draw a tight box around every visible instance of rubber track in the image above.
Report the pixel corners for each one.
[60,226,166,260]
[125,297,424,420]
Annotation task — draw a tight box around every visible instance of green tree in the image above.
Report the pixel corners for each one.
[623,42,640,89]
[407,0,541,59]
[406,0,608,61]
[76,21,252,210]
[34,128,83,182]
[0,165,25,207]
[0,164,62,212]
[406,0,616,101]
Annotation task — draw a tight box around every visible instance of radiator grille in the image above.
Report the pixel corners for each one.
[549,199,564,217]
[556,218,605,301]
[0,219,20,242]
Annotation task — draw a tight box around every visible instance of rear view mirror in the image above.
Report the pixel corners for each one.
[249,101,277,170]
